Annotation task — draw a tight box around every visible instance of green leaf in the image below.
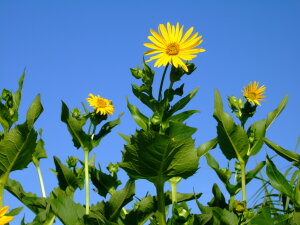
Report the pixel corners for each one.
[266,156,293,198]
[264,138,300,164]
[212,207,239,225]
[5,178,47,215]
[53,156,81,191]
[106,179,135,221]
[50,197,85,225]
[197,138,218,158]
[169,87,199,116]
[119,129,198,183]
[92,112,123,148]
[32,134,47,167]
[118,133,131,144]
[84,202,118,225]
[166,121,197,142]
[126,98,149,130]
[168,110,200,123]
[208,183,227,208]
[124,192,201,225]
[61,101,92,151]
[266,94,288,130]
[248,207,273,225]
[90,166,121,198]
[6,207,23,216]
[26,95,44,127]
[214,89,249,160]
[0,122,37,175]
[247,119,266,156]
[245,161,265,183]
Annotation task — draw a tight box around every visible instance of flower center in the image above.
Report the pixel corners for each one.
[166,43,180,55]
[248,92,257,100]
[96,99,107,108]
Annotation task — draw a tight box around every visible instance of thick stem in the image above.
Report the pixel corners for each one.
[0,174,8,208]
[84,150,90,215]
[229,195,235,211]
[158,64,169,101]
[36,165,46,198]
[240,161,247,205]
[171,182,177,204]
[155,179,166,225]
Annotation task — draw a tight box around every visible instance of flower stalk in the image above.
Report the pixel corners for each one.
[158,64,169,101]
[36,165,46,198]
[155,179,166,225]
[84,149,90,215]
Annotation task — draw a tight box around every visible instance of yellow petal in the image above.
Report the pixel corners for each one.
[180,26,194,44]
[0,206,9,217]
[0,216,14,223]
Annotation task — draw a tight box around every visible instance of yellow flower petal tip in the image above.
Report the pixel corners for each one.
[144,22,205,72]
[86,93,114,115]
[0,206,14,224]
[242,81,266,106]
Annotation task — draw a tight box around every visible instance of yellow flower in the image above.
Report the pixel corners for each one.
[86,94,114,115]
[0,206,14,225]
[144,22,205,72]
[242,81,266,106]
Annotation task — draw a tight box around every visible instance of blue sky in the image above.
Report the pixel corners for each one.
[1,1,300,224]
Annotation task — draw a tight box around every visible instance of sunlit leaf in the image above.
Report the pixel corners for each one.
[266,94,288,130]
[126,98,149,130]
[266,156,293,198]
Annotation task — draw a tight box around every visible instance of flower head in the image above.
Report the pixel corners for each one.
[242,81,266,105]
[0,206,14,225]
[86,94,114,115]
[144,22,205,72]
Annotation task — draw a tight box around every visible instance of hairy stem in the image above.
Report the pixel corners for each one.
[158,64,169,101]
[155,179,166,225]
[84,150,90,215]
[0,173,8,208]
[36,165,46,198]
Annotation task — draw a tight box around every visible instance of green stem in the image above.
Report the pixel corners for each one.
[36,165,46,198]
[155,179,166,225]
[84,150,90,215]
[171,182,177,204]
[158,64,169,101]
[0,174,8,208]
[240,161,247,205]
[229,195,235,211]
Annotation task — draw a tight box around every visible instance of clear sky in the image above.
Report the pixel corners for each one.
[1,1,300,224]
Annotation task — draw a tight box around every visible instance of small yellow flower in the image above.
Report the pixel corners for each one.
[0,206,14,225]
[144,22,205,72]
[86,94,114,115]
[242,81,266,105]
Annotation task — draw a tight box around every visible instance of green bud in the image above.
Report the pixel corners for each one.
[150,114,161,125]
[130,66,143,79]
[107,162,119,175]
[234,200,245,212]
[185,63,196,75]
[66,156,78,168]
[71,108,81,118]
[1,89,12,101]
[220,168,232,180]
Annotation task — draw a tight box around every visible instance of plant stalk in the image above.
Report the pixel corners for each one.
[158,64,169,101]
[171,182,177,204]
[84,150,90,215]
[0,173,9,208]
[36,165,46,198]
[155,179,166,225]
[240,161,247,205]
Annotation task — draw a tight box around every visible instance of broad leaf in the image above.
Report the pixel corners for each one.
[168,110,200,123]
[61,101,92,151]
[126,98,149,130]
[50,197,85,225]
[247,119,266,156]
[169,87,199,116]
[106,179,135,221]
[90,166,121,198]
[119,128,198,183]
[266,94,288,130]
[266,156,293,198]
[197,138,218,158]
[264,138,300,164]
[214,89,249,160]
[53,156,81,191]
